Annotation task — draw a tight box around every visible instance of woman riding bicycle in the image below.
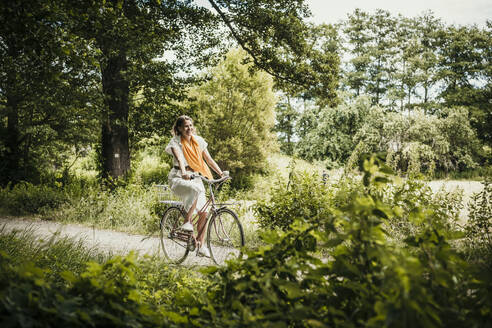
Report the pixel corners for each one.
[165,115,226,257]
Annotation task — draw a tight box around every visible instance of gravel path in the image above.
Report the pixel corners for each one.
[0,217,212,266]
[0,180,484,260]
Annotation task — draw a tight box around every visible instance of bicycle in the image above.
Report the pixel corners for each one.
[157,173,245,265]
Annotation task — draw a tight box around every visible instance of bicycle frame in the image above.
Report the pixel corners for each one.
[190,174,230,225]
[170,175,231,244]
[160,174,244,264]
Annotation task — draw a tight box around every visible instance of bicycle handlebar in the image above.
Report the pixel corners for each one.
[190,172,230,184]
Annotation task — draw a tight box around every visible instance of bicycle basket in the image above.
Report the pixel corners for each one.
[155,184,182,206]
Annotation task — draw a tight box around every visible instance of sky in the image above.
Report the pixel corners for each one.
[306,0,491,26]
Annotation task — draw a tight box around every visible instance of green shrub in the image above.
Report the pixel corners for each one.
[253,170,333,231]
[0,182,68,215]
[0,251,175,327]
[201,154,491,327]
[464,179,492,269]
[349,107,482,177]
[296,96,374,165]
[132,154,170,185]
[380,178,463,242]
[0,231,210,327]
[0,228,108,281]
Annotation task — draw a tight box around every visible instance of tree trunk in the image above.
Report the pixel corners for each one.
[100,52,130,180]
[4,94,21,184]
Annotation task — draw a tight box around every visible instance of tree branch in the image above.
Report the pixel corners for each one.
[207,0,302,85]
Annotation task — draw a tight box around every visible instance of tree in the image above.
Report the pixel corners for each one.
[276,23,341,108]
[342,9,372,97]
[0,0,98,185]
[274,95,299,155]
[295,96,373,166]
[436,23,492,146]
[60,0,216,180]
[412,12,442,112]
[365,9,397,106]
[59,0,336,181]
[191,49,277,188]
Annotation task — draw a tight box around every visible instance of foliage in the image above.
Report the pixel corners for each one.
[0,228,108,281]
[50,184,160,235]
[0,251,169,327]
[340,10,491,117]
[192,48,277,189]
[277,22,341,107]
[0,0,99,185]
[202,154,491,327]
[130,134,171,186]
[0,231,210,327]
[274,95,299,155]
[346,104,481,176]
[464,179,492,270]
[2,0,335,183]
[295,96,374,166]
[1,155,491,327]
[254,170,332,231]
[0,182,68,215]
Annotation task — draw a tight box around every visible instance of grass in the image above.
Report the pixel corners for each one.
[0,224,109,281]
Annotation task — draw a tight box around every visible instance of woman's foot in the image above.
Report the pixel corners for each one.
[196,243,211,257]
[180,222,194,232]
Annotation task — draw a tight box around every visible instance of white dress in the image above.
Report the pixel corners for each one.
[165,135,208,214]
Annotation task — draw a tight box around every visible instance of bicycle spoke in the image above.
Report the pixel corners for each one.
[160,206,190,264]
[207,208,244,265]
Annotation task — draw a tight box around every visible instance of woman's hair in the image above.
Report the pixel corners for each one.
[172,115,194,136]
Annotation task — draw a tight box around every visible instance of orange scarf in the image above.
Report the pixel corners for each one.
[181,135,213,179]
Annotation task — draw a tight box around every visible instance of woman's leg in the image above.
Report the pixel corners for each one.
[196,210,208,244]
[185,197,198,223]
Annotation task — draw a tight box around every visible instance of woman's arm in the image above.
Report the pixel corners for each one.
[171,147,191,180]
[203,149,224,177]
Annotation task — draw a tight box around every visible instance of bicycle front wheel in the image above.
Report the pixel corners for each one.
[207,208,244,265]
[160,206,190,264]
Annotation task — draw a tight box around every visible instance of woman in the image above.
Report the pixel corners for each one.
[165,115,226,257]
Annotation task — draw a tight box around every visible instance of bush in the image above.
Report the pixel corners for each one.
[464,179,492,269]
[0,182,68,215]
[295,96,374,165]
[133,155,170,186]
[253,170,333,231]
[0,231,210,327]
[131,134,171,186]
[349,107,482,177]
[202,154,491,327]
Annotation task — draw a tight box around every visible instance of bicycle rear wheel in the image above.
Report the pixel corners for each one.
[160,206,190,264]
[207,208,244,265]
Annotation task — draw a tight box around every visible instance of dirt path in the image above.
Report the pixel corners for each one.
[0,217,211,266]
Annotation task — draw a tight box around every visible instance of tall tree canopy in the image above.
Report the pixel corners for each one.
[1,0,340,183]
